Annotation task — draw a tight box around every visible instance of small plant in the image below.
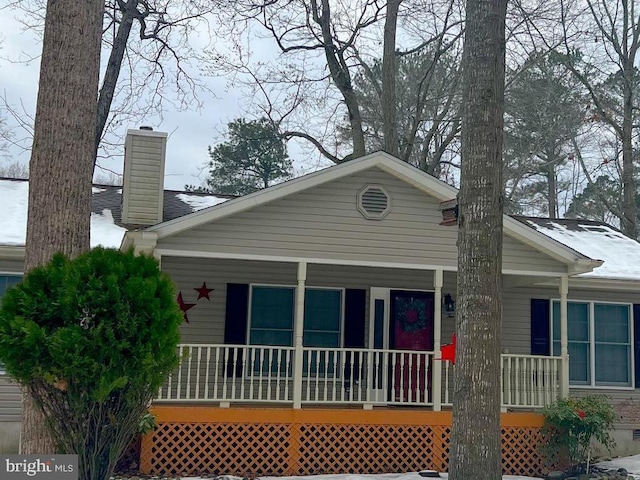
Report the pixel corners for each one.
[540,395,616,470]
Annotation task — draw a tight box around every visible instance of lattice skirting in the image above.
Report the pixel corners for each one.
[140,407,545,478]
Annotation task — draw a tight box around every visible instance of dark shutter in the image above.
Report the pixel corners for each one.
[224,283,249,377]
[634,304,640,388]
[344,289,367,347]
[531,299,551,356]
[343,289,367,387]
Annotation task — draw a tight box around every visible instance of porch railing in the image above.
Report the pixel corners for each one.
[155,344,562,409]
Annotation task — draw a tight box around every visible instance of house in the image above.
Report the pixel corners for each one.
[2,128,640,476]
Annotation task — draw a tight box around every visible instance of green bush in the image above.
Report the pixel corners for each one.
[0,248,183,480]
[540,395,616,469]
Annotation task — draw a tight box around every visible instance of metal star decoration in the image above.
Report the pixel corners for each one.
[194,282,214,301]
[177,292,196,323]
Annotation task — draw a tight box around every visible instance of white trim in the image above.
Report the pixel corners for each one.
[138,152,596,274]
[0,272,23,276]
[154,248,572,277]
[568,277,640,291]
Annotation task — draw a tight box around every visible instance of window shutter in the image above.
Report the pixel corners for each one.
[224,283,249,377]
[531,299,550,356]
[344,289,367,348]
[344,289,367,388]
[634,304,640,388]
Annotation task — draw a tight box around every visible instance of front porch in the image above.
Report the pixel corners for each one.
[156,344,563,410]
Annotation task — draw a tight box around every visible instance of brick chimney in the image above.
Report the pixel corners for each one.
[121,127,167,226]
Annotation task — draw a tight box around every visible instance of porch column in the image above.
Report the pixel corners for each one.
[432,269,443,411]
[292,262,307,409]
[559,275,569,398]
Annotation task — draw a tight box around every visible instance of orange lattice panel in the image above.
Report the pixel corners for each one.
[297,424,451,475]
[140,408,545,477]
[144,422,291,477]
[501,427,545,478]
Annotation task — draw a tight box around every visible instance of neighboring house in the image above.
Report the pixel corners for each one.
[2,128,640,474]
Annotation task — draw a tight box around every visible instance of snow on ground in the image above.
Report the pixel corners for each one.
[177,473,540,480]
[174,456,640,480]
[597,454,640,478]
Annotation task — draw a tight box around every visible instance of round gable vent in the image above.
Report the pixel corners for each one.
[357,185,391,220]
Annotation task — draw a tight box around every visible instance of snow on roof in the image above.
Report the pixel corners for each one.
[0,180,28,246]
[176,192,229,210]
[0,179,230,249]
[524,218,640,280]
[0,180,127,249]
[90,209,127,248]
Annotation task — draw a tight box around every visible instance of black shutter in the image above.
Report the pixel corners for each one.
[224,283,249,377]
[344,289,367,387]
[634,304,640,388]
[344,289,367,347]
[531,298,551,356]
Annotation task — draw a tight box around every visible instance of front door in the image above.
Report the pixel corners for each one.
[389,290,434,403]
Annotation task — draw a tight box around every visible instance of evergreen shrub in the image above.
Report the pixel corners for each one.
[0,248,183,480]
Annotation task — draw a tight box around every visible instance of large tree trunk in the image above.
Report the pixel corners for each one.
[22,0,103,454]
[448,0,507,477]
[381,0,400,156]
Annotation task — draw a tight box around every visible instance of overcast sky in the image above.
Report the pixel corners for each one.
[0,6,329,190]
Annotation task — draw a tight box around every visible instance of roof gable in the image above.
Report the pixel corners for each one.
[143,152,596,272]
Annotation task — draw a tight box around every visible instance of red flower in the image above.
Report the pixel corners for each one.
[576,409,586,419]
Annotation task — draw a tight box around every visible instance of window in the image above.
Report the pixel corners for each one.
[249,286,294,346]
[248,285,343,376]
[0,275,21,298]
[552,301,632,387]
[0,274,22,375]
[303,288,342,347]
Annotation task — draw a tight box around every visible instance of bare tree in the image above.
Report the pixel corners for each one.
[212,0,464,168]
[449,0,507,478]
[6,0,216,167]
[0,161,29,178]
[23,0,103,454]
[503,51,586,217]
[554,0,640,238]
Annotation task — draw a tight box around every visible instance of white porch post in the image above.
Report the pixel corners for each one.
[560,275,569,398]
[432,269,443,411]
[292,262,307,409]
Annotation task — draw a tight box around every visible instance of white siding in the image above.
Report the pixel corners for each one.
[159,168,566,274]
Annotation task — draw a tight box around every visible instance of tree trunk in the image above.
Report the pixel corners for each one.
[381,0,400,156]
[621,59,637,238]
[547,161,557,219]
[22,0,103,454]
[449,0,507,478]
[95,0,138,161]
